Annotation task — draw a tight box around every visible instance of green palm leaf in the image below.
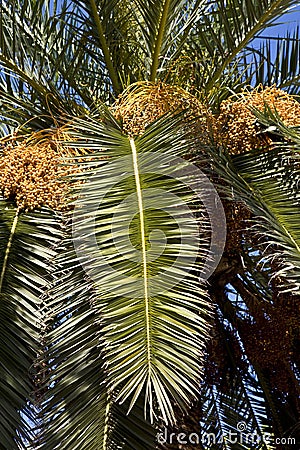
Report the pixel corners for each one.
[209,144,300,293]
[1,0,300,447]
[48,112,213,428]
[235,150,300,292]
[185,0,300,98]
[201,373,275,450]
[200,299,277,449]
[0,202,60,448]
[71,0,143,94]
[40,236,156,450]
[131,0,205,80]
[0,0,89,129]
[39,239,108,449]
[243,28,300,92]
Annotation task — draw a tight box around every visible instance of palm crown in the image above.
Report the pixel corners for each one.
[0,1,299,449]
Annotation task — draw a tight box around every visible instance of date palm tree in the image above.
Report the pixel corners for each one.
[0,1,299,449]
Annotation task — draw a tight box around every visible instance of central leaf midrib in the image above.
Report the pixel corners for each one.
[102,392,111,450]
[0,207,19,293]
[150,0,172,81]
[129,137,152,374]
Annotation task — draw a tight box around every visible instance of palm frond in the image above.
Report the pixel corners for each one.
[201,372,275,450]
[112,395,157,450]
[251,103,300,145]
[0,201,60,448]
[0,0,90,129]
[72,0,121,93]
[235,150,300,292]
[59,111,213,425]
[201,312,273,450]
[40,232,156,450]
[243,28,300,93]
[38,227,108,449]
[130,0,205,81]
[186,0,300,97]
[209,144,300,293]
[70,0,145,95]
